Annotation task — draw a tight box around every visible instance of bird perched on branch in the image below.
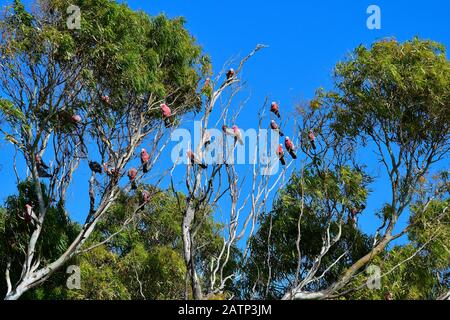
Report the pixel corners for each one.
[103,163,119,178]
[284,137,297,159]
[226,68,235,81]
[232,125,244,146]
[35,154,52,178]
[88,161,102,174]
[140,190,151,207]
[160,103,172,127]
[71,114,82,124]
[222,125,234,136]
[277,144,286,166]
[308,130,317,150]
[270,102,281,119]
[140,148,150,174]
[270,120,284,137]
[187,150,207,169]
[128,168,138,190]
[201,78,212,97]
[101,95,110,105]
[349,205,365,227]
[22,204,40,226]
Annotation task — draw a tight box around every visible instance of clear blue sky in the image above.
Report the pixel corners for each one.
[0,0,449,246]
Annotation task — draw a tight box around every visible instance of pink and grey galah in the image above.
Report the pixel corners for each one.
[128,168,138,190]
[71,114,82,124]
[140,148,150,173]
[222,125,235,136]
[270,102,281,119]
[35,154,52,178]
[270,120,284,137]
[232,125,244,145]
[24,204,39,226]
[140,190,151,206]
[187,150,207,169]
[285,137,298,159]
[277,144,286,166]
[160,103,172,127]
[101,95,110,105]
[103,163,119,177]
[308,130,317,150]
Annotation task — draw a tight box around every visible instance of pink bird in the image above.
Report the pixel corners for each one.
[285,137,297,159]
[140,148,150,173]
[71,114,82,124]
[270,102,281,119]
[187,150,207,169]
[161,103,172,127]
[140,190,151,206]
[24,204,39,226]
[103,163,119,177]
[128,168,138,190]
[277,144,286,166]
[222,125,234,136]
[232,125,244,145]
[270,120,284,137]
[35,154,52,178]
[101,95,110,105]
[203,78,211,90]
[308,130,317,150]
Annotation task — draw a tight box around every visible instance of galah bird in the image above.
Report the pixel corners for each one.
[101,95,110,105]
[187,150,207,169]
[140,190,151,207]
[222,125,234,136]
[270,120,284,137]
[226,68,235,81]
[24,204,39,226]
[277,144,286,166]
[71,114,82,124]
[270,102,281,119]
[284,137,297,159]
[202,78,212,97]
[103,163,118,177]
[349,207,363,228]
[35,154,52,178]
[160,103,172,127]
[35,155,49,169]
[140,148,150,174]
[88,161,103,174]
[232,125,244,146]
[128,168,138,190]
[308,130,317,150]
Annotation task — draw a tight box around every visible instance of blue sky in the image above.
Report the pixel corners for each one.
[0,0,449,246]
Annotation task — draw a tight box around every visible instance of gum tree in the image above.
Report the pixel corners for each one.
[0,0,208,300]
[283,38,450,299]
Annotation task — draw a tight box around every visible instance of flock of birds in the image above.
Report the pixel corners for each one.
[22,68,324,225]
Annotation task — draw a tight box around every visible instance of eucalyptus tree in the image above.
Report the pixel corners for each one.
[0,0,208,299]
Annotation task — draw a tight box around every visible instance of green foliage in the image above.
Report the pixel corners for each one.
[1,0,209,136]
[242,169,373,299]
[348,199,449,300]
[330,38,450,146]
